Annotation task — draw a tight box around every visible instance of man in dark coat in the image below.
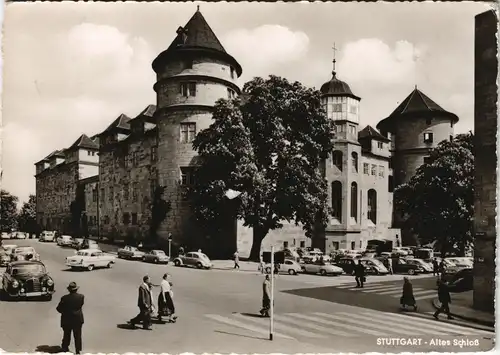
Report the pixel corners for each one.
[433,280,454,320]
[354,260,366,288]
[432,258,439,276]
[56,282,84,355]
[128,275,153,330]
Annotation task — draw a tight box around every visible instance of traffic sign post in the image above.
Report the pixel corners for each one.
[168,233,172,259]
[269,245,274,341]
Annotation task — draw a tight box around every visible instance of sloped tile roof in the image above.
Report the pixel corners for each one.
[131,105,156,122]
[68,134,99,150]
[44,150,65,160]
[101,114,131,135]
[358,125,390,142]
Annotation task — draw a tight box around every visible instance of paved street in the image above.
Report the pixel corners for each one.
[0,240,494,353]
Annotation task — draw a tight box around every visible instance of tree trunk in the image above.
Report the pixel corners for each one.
[248,227,268,261]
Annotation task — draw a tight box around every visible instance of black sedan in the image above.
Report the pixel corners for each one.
[1,260,55,301]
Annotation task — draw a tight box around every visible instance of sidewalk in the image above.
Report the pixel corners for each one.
[210,260,260,273]
[432,291,495,327]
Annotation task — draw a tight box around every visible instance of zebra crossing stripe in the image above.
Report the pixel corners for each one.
[337,312,441,336]
[204,314,295,340]
[361,311,487,335]
[376,289,405,295]
[232,313,325,338]
[275,314,354,337]
[336,283,385,289]
[310,313,388,336]
[362,286,407,293]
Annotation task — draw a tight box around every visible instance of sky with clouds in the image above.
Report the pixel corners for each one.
[1,1,492,204]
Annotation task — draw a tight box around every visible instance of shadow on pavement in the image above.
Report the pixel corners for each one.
[116,323,138,330]
[214,330,265,341]
[35,345,62,353]
[239,312,265,318]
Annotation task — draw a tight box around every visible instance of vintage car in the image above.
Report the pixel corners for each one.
[57,235,73,247]
[1,232,10,240]
[1,260,55,301]
[66,248,116,271]
[117,246,145,260]
[301,260,344,276]
[11,247,40,262]
[263,259,302,275]
[0,249,11,266]
[71,238,85,249]
[392,258,423,275]
[442,268,473,292]
[2,244,18,256]
[39,231,56,242]
[358,258,390,275]
[12,232,27,240]
[173,251,212,269]
[142,250,170,264]
[406,258,433,273]
[445,257,473,269]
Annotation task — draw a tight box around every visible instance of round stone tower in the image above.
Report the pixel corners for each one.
[151,8,242,248]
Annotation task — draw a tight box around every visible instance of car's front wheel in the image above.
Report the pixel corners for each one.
[154,258,159,264]
[408,269,415,275]
[196,262,203,269]
[174,260,181,267]
[288,269,296,275]
[107,262,113,269]
[320,269,327,276]
[87,265,94,271]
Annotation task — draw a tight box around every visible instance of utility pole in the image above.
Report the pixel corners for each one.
[269,245,275,341]
[168,233,172,259]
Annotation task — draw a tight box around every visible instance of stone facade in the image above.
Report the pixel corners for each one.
[80,176,99,236]
[473,9,497,313]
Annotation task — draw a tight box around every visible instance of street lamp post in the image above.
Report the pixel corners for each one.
[168,233,172,259]
[269,245,275,341]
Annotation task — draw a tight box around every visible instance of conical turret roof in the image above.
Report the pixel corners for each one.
[377,87,458,131]
[152,8,242,76]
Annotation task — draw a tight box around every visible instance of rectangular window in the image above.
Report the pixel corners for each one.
[363,163,369,175]
[423,132,433,144]
[300,241,306,248]
[180,82,197,97]
[123,213,130,225]
[230,67,235,79]
[371,164,376,176]
[132,182,138,202]
[180,167,196,185]
[351,241,355,250]
[379,165,384,177]
[92,189,98,202]
[377,142,383,149]
[389,158,393,169]
[332,103,342,112]
[150,179,158,199]
[180,123,196,143]
[151,146,158,162]
[123,184,129,200]
[104,216,110,225]
[349,125,356,136]
[100,188,105,201]
[283,241,289,248]
[388,175,394,192]
[87,151,91,156]
[423,156,431,165]
[131,213,138,225]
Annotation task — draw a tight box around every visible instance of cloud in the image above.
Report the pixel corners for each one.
[338,39,426,87]
[222,25,310,83]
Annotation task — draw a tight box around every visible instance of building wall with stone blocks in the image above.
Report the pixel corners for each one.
[80,176,99,236]
[473,9,497,313]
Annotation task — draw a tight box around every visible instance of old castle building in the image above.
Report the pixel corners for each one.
[35,8,460,257]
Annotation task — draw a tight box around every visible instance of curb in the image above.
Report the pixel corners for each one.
[431,298,495,328]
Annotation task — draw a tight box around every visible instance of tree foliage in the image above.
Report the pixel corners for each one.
[18,194,38,235]
[148,186,171,244]
[394,132,474,256]
[191,76,336,260]
[1,190,18,232]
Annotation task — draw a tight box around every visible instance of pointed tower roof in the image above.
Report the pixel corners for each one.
[358,125,390,142]
[320,72,360,100]
[377,87,459,131]
[152,7,242,76]
[68,134,100,151]
[100,114,131,135]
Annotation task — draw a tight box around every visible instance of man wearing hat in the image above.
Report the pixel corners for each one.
[56,282,85,355]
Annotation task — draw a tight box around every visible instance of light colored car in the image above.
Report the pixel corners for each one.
[0,250,11,266]
[143,250,170,264]
[392,247,409,256]
[71,238,84,249]
[1,232,10,239]
[406,258,433,272]
[173,251,212,269]
[12,247,40,262]
[301,261,344,276]
[117,246,145,260]
[66,249,116,271]
[359,258,390,275]
[264,259,302,275]
[446,257,473,269]
[57,235,73,247]
[40,231,56,242]
[12,232,27,240]
[2,244,18,255]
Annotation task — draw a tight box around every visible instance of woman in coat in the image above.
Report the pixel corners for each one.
[400,277,417,311]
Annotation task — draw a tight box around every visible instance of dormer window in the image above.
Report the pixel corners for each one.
[230,67,235,79]
[423,132,433,144]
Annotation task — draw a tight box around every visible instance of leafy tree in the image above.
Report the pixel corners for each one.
[394,132,474,256]
[1,190,18,232]
[148,186,171,245]
[18,194,38,235]
[191,76,336,260]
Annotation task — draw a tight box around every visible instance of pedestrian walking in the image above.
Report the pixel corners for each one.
[400,277,417,311]
[259,255,265,274]
[128,275,154,330]
[387,257,393,275]
[354,260,365,288]
[56,282,84,355]
[233,250,240,269]
[158,273,177,323]
[432,258,439,276]
[433,279,454,320]
[260,275,271,317]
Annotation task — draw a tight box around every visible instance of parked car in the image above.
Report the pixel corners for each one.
[142,250,170,264]
[173,251,212,269]
[445,257,473,269]
[0,250,11,266]
[301,260,344,276]
[405,258,433,273]
[336,258,358,275]
[443,268,473,292]
[11,247,40,262]
[399,247,413,255]
[1,260,55,301]
[39,231,56,242]
[66,249,116,271]
[2,244,18,256]
[392,258,423,275]
[264,259,302,275]
[12,232,27,240]
[440,259,462,274]
[71,238,85,249]
[78,239,98,251]
[282,248,301,262]
[358,258,390,275]
[392,247,409,256]
[57,235,73,247]
[1,232,10,240]
[117,246,145,260]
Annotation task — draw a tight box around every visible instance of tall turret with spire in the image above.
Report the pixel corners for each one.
[151,7,242,249]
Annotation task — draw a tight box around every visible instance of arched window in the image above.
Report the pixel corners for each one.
[331,181,342,222]
[350,182,358,221]
[351,152,358,173]
[367,189,377,224]
[332,151,343,171]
